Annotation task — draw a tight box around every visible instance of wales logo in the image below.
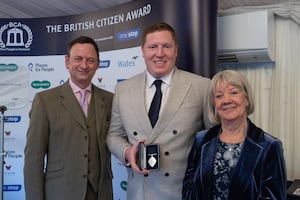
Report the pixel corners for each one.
[0,22,33,51]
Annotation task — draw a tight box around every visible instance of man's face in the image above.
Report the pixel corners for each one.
[142,30,178,78]
[65,43,99,88]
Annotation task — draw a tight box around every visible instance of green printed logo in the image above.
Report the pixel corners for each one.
[0,63,18,72]
[31,80,51,89]
[120,181,127,191]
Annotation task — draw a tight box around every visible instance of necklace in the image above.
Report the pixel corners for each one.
[222,141,243,167]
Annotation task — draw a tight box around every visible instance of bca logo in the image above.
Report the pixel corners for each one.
[0,22,33,50]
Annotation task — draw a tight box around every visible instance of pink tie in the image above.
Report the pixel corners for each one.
[79,89,88,117]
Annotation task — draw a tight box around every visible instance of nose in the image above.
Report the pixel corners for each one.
[82,58,89,65]
[222,93,231,104]
[156,46,164,57]
[78,58,91,68]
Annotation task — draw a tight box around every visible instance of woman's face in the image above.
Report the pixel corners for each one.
[214,82,249,123]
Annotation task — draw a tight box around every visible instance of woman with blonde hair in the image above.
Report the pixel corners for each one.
[182,70,286,200]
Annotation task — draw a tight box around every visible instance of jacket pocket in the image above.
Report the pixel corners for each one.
[45,160,64,180]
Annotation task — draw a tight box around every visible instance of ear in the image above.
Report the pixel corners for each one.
[245,99,249,107]
[141,46,145,58]
[65,55,70,70]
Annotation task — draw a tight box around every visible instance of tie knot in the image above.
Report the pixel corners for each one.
[80,89,86,96]
[78,89,89,98]
[153,79,162,88]
[78,89,89,106]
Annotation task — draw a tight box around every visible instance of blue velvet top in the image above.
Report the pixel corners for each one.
[182,119,287,200]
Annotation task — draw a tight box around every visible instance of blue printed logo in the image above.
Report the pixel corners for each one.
[117,56,138,68]
[0,116,21,123]
[117,28,141,41]
[3,185,22,191]
[28,62,34,71]
[99,60,110,68]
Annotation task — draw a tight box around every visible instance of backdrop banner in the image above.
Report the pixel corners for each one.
[0,0,216,199]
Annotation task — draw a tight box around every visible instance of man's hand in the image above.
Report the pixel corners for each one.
[125,139,150,175]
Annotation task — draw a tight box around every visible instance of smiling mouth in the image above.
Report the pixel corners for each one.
[154,61,166,64]
[78,69,89,73]
[222,106,235,110]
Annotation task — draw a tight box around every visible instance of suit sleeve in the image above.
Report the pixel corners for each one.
[24,93,48,200]
[106,84,131,164]
[260,139,287,199]
[202,78,215,129]
[182,142,198,200]
[182,131,207,200]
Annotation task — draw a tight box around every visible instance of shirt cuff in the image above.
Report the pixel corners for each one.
[123,146,131,167]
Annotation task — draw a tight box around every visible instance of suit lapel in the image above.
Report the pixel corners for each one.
[201,137,218,199]
[128,70,193,141]
[228,120,265,199]
[93,86,105,135]
[228,137,263,199]
[129,73,153,136]
[60,81,87,130]
[149,69,192,141]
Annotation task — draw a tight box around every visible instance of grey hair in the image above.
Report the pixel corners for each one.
[208,70,255,123]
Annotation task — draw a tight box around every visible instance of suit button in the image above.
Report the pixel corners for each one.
[133,132,137,136]
[84,154,88,158]
[83,174,87,178]
[84,136,88,140]
[172,130,177,135]
[164,172,169,177]
[164,151,169,156]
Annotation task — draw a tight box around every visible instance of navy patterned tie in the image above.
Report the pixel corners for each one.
[148,80,162,127]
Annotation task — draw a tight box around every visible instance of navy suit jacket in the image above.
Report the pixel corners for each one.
[182,119,287,200]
